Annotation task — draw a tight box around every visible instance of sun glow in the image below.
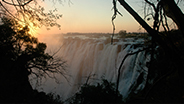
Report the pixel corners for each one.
[18,19,39,37]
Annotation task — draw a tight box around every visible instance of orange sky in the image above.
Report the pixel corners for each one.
[36,0,147,35]
[36,0,184,36]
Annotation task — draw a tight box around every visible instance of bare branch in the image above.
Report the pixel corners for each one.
[2,0,33,6]
[116,47,151,95]
[0,1,21,21]
[144,0,156,11]
[163,12,170,31]
[111,0,123,44]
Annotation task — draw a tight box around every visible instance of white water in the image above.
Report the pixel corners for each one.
[30,34,150,101]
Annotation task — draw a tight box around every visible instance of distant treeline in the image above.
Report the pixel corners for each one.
[64,32,149,39]
[119,32,149,39]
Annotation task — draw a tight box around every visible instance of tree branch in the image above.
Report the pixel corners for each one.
[0,1,22,21]
[111,0,123,44]
[116,47,151,95]
[2,0,33,6]
[144,0,156,11]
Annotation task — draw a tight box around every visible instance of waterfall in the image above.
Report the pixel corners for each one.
[30,33,150,101]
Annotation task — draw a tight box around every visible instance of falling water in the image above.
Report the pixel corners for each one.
[30,33,150,101]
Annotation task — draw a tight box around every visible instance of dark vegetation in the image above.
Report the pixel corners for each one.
[68,79,123,104]
[126,30,184,103]
[111,0,184,103]
[118,30,149,39]
[0,17,64,103]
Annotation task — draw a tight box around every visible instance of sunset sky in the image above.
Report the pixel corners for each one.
[38,0,147,35]
[37,0,184,35]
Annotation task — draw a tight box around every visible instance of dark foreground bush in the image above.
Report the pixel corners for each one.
[69,79,123,104]
[32,90,63,103]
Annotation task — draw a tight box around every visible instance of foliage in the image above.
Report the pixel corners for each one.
[1,17,66,81]
[0,17,66,102]
[117,30,126,39]
[117,30,150,39]
[0,0,62,31]
[32,90,63,103]
[69,79,123,104]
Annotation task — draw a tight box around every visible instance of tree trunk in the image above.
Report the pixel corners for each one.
[117,0,184,99]
[117,0,184,59]
[161,0,184,36]
[117,0,172,52]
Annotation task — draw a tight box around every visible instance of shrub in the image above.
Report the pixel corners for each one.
[69,79,123,104]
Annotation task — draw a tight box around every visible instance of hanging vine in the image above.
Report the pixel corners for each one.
[111,0,123,44]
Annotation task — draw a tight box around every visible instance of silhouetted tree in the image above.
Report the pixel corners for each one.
[0,17,66,102]
[113,0,184,102]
